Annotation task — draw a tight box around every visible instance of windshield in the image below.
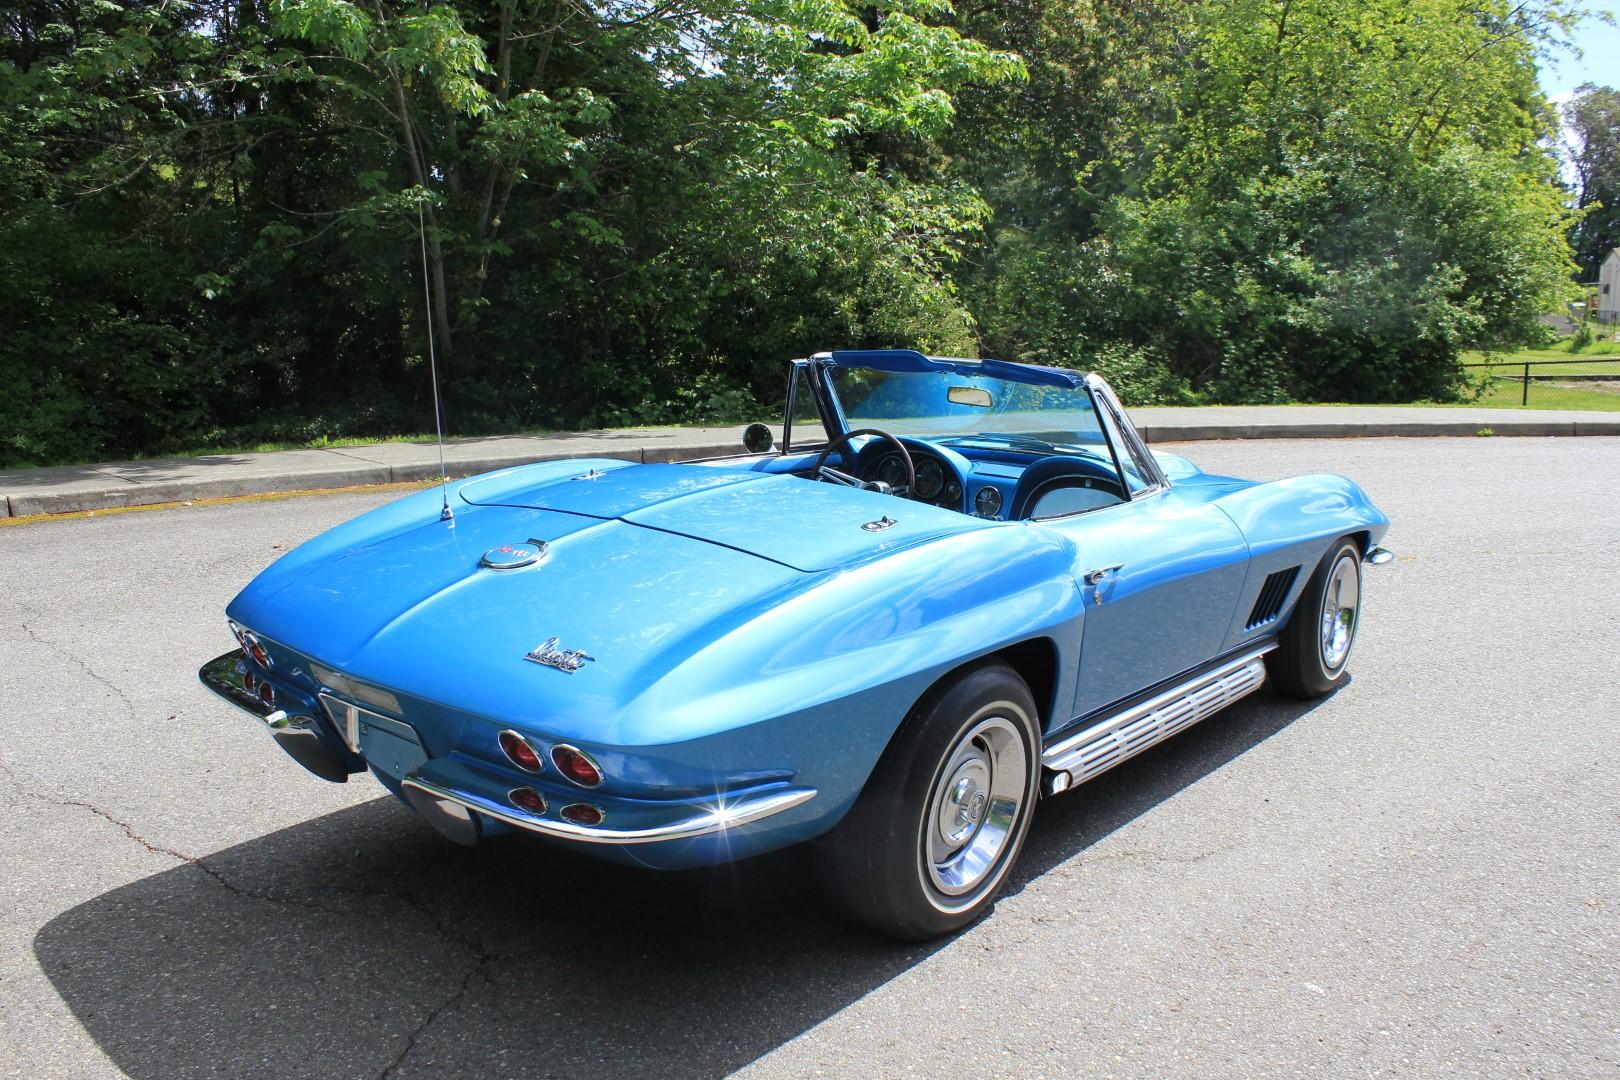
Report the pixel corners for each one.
[829,366,1108,453]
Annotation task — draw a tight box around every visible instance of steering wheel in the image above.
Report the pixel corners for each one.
[811,428,916,498]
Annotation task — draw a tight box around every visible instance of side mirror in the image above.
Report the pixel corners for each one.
[742,422,776,454]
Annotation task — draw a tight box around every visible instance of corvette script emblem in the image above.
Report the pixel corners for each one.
[525,637,594,673]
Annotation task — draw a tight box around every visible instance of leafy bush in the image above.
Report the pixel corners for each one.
[0,0,1585,465]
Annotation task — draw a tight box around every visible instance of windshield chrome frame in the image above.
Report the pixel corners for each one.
[782,357,839,452]
[1084,374,1170,497]
[807,352,849,438]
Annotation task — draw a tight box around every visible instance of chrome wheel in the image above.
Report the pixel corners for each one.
[1267,537,1367,701]
[819,661,1039,939]
[922,714,1028,907]
[1318,552,1361,672]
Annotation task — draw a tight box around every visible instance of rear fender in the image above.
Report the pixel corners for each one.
[619,523,1085,833]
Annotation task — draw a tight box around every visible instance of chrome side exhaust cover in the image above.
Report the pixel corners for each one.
[1041,645,1275,797]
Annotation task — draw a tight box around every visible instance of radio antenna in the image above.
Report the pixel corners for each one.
[417,195,453,522]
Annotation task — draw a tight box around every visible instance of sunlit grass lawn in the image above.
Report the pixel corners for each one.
[1461,340,1620,377]
[10,345,1619,472]
[1456,379,1620,411]
[3,421,723,471]
[137,433,440,459]
[1451,340,1620,409]
[1465,355,1620,377]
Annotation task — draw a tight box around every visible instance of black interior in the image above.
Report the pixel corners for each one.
[1007,457,1126,519]
[854,441,963,511]
[796,429,1131,522]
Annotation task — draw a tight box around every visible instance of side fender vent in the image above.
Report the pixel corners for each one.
[1246,566,1300,630]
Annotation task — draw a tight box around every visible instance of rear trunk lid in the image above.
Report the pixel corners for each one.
[234,503,811,732]
[460,462,987,572]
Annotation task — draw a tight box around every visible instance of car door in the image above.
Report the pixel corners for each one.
[1048,382,1250,720]
[1048,491,1250,719]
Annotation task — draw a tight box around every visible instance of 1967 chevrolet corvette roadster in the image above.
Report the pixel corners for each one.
[200,349,1390,939]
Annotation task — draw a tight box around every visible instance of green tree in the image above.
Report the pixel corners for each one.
[942,0,1192,397]
[0,0,1596,465]
[1565,83,1620,280]
[0,0,292,463]
[0,0,1020,464]
[253,0,1021,418]
[969,0,1580,402]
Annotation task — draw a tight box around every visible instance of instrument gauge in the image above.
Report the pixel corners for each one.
[975,486,1003,518]
[877,456,909,489]
[914,460,945,500]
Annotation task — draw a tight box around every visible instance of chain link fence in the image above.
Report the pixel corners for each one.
[1461,357,1620,410]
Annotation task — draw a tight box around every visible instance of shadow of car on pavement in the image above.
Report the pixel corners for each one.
[34,688,1326,1079]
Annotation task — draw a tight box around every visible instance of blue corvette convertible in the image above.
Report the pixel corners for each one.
[201,349,1391,939]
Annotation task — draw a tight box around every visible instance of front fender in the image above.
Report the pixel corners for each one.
[1213,473,1389,555]
[1212,473,1390,651]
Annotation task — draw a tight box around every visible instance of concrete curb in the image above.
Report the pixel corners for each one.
[4,414,1618,519]
[0,440,752,518]
[1136,419,1592,441]
[1575,419,1620,436]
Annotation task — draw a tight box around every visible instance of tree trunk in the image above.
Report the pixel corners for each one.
[384,50,456,369]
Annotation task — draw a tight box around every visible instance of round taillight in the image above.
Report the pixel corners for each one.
[242,631,271,669]
[228,621,246,647]
[551,745,602,788]
[508,787,546,815]
[243,671,257,692]
[498,730,543,774]
[258,681,275,707]
[559,803,604,826]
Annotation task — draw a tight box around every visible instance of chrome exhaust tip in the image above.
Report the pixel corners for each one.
[268,719,352,783]
[1364,546,1394,566]
[403,782,482,846]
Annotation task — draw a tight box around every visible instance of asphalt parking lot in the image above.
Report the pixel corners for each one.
[1,436,1616,1079]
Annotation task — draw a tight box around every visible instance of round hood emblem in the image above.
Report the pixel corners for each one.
[480,542,545,570]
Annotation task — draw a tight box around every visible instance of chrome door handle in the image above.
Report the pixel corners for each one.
[1084,565,1122,587]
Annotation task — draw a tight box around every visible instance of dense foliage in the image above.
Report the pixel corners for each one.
[1565,83,1620,281]
[0,0,1591,465]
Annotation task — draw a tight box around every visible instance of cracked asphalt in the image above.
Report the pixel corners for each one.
[1,436,1617,1079]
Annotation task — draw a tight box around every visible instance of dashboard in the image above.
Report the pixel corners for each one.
[851,436,1126,521]
[864,446,964,511]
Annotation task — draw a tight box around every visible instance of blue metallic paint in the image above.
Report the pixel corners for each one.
[1207,473,1389,653]
[1051,489,1251,717]
[208,361,1388,872]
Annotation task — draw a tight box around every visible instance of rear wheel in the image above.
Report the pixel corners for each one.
[1268,537,1363,699]
[818,661,1040,940]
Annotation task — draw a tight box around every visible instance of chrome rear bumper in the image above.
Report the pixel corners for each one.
[402,773,816,846]
[198,651,352,782]
[203,650,816,847]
